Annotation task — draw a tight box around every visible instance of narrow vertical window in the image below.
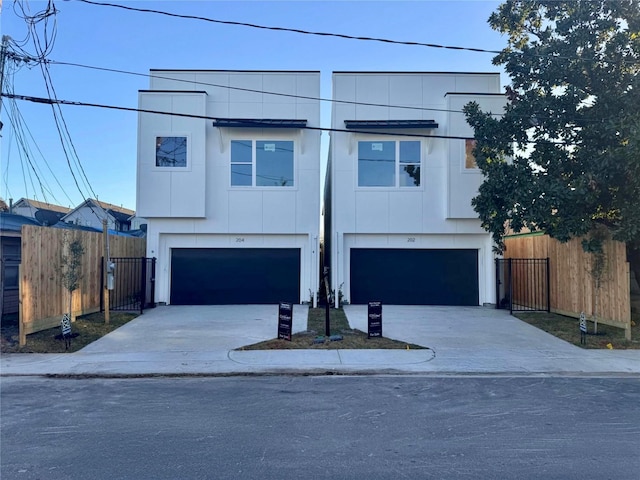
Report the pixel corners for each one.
[465,139,478,169]
[399,141,421,187]
[230,140,253,186]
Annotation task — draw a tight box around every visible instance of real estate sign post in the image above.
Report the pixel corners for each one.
[368,301,382,338]
[278,301,293,341]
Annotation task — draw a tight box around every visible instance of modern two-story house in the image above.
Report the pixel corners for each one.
[324,71,506,306]
[137,70,321,305]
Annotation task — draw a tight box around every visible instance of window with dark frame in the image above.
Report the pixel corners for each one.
[156,136,187,167]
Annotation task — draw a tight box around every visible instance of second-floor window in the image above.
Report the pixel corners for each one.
[465,139,478,169]
[156,136,187,167]
[231,140,294,187]
[358,140,421,187]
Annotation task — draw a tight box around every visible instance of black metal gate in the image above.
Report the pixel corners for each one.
[496,258,550,313]
[101,257,156,314]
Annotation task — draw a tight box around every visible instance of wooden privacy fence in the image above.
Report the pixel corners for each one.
[19,225,146,345]
[504,233,631,339]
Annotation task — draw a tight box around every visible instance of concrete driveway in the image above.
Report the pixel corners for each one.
[80,304,309,354]
[2,304,639,376]
[342,304,634,373]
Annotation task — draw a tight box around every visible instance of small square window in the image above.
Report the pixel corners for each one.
[156,136,187,167]
[465,139,478,169]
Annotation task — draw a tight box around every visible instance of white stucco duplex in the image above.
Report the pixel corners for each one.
[325,71,506,306]
[137,70,321,305]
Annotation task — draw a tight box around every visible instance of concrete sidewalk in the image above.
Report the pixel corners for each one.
[1,304,639,377]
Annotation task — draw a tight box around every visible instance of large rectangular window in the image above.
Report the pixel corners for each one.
[358,140,421,187]
[156,136,187,167]
[230,140,294,187]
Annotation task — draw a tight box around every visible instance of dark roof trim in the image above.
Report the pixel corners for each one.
[444,92,505,96]
[344,120,439,130]
[213,118,307,128]
[150,69,320,73]
[334,71,499,75]
[139,90,208,94]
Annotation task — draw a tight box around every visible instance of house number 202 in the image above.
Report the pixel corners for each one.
[407,237,416,243]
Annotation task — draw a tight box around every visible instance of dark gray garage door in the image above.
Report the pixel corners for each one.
[350,249,479,305]
[171,248,300,305]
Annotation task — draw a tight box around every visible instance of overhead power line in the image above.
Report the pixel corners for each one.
[43,57,474,115]
[71,0,638,65]
[72,0,501,56]
[2,92,569,145]
[5,54,613,125]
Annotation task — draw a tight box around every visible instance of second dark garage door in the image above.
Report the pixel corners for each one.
[350,248,479,306]
[171,248,300,305]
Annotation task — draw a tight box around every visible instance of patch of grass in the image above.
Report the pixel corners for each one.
[237,308,426,350]
[514,311,640,349]
[1,312,138,353]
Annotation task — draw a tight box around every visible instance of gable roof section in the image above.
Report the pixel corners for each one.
[13,197,71,214]
[61,199,135,223]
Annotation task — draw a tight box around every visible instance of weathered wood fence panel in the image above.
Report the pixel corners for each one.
[504,234,631,337]
[19,225,146,345]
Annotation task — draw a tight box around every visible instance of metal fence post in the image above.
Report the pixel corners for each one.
[100,256,104,312]
[495,258,500,309]
[140,257,147,315]
[546,257,551,312]
[150,257,156,308]
[508,258,513,314]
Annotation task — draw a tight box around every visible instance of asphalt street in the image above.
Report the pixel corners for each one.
[2,375,639,479]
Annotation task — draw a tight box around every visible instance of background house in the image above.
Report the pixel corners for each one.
[137,70,321,305]
[9,198,71,225]
[0,213,41,320]
[325,71,506,306]
[61,199,134,232]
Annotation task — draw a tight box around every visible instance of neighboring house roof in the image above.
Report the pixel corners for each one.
[51,222,143,237]
[12,198,71,215]
[0,213,42,234]
[61,199,135,224]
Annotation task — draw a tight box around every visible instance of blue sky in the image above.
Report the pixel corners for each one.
[1,0,506,211]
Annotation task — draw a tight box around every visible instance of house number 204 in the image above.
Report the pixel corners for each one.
[235,237,245,243]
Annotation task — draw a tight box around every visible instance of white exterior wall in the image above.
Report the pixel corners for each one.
[329,72,504,305]
[63,205,113,230]
[11,203,39,220]
[137,71,321,304]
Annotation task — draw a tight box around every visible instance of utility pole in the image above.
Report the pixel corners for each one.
[0,35,10,120]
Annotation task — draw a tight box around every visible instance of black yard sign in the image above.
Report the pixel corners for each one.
[278,301,293,341]
[368,301,382,338]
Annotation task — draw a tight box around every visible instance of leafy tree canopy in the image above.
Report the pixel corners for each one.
[464,0,640,259]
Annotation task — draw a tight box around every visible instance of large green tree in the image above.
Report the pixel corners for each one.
[464,0,640,283]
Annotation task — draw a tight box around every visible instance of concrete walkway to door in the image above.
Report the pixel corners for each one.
[1,304,639,377]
